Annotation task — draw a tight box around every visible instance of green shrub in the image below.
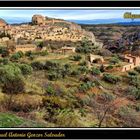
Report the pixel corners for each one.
[127,75,140,88]
[126,86,140,100]
[110,57,120,65]
[2,76,25,94]
[79,61,87,66]
[18,64,33,76]
[78,66,88,74]
[71,69,80,76]
[42,96,69,113]
[91,67,101,75]
[31,61,44,70]
[135,66,140,73]
[54,109,83,127]
[128,71,138,76]
[106,65,114,70]
[25,51,32,57]
[44,61,60,71]
[45,84,56,96]
[98,93,115,102]
[71,55,82,61]
[10,94,43,112]
[40,50,48,56]
[103,73,121,84]
[47,71,61,81]
[135,104,140,112]
[10,53,21,61]
[79,81,95,93]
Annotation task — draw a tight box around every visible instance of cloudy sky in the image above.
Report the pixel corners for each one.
[0,9,140,24]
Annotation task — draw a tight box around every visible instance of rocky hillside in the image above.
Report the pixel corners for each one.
[31,14,97,44]
[82,24,140,53]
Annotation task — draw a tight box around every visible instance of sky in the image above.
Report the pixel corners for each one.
[0,9,140,24]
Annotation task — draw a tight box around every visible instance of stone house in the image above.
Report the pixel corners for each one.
[121,54,140,72]
[89,54,104,63]
[61,46,76,54]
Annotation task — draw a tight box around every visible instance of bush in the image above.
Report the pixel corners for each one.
[78,66,88,74]
[79,81,95,93]
[47,71,61,81]
[71,69,81,76]
[91,67,101,75]
[10,53,21,61]
[135,104,140,112]
[0,63,22,84]
[0,58,9,65]
[71,55,82,61]
[110,57,120,65]
[2,77,25,94]
[10,94,43,112]
[44,61,60,71]
[103,73,121,84]
[106,65,114,70]
[53,109,83,127]
[42,96,69,113]
[1,49,9,57]
[79,61,87,66]
[45,84,56,96]
[18,64,33,76]
[128,71,138,76]
[31,61,44,70]
[76,37,97,54]
[98,93,115,102]
[44,83,65,97]
[40,50,48,56]
[126,86,140,100]
[2,58,9,65]
[135,67,140,73]
[127,75,140,88]
[0,63,25,95]
[25,51,32,57]
[17,51,24,58]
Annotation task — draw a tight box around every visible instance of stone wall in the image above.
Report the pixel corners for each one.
[15,44,36,53]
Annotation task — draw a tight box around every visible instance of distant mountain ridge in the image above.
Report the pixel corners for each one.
[3,17,140,25]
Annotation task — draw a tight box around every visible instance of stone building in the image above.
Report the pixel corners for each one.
[89,54,104,63]
[61,46,76,54]
[121,54,140,72]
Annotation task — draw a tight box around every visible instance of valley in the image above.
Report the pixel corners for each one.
[0,14,140,127]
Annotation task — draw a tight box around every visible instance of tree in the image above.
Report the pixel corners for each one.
[92,95,130,127]
[0,63,25,109]
[76,37,97,54]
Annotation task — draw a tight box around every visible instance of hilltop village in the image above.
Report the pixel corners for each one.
[0,15,140,127]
